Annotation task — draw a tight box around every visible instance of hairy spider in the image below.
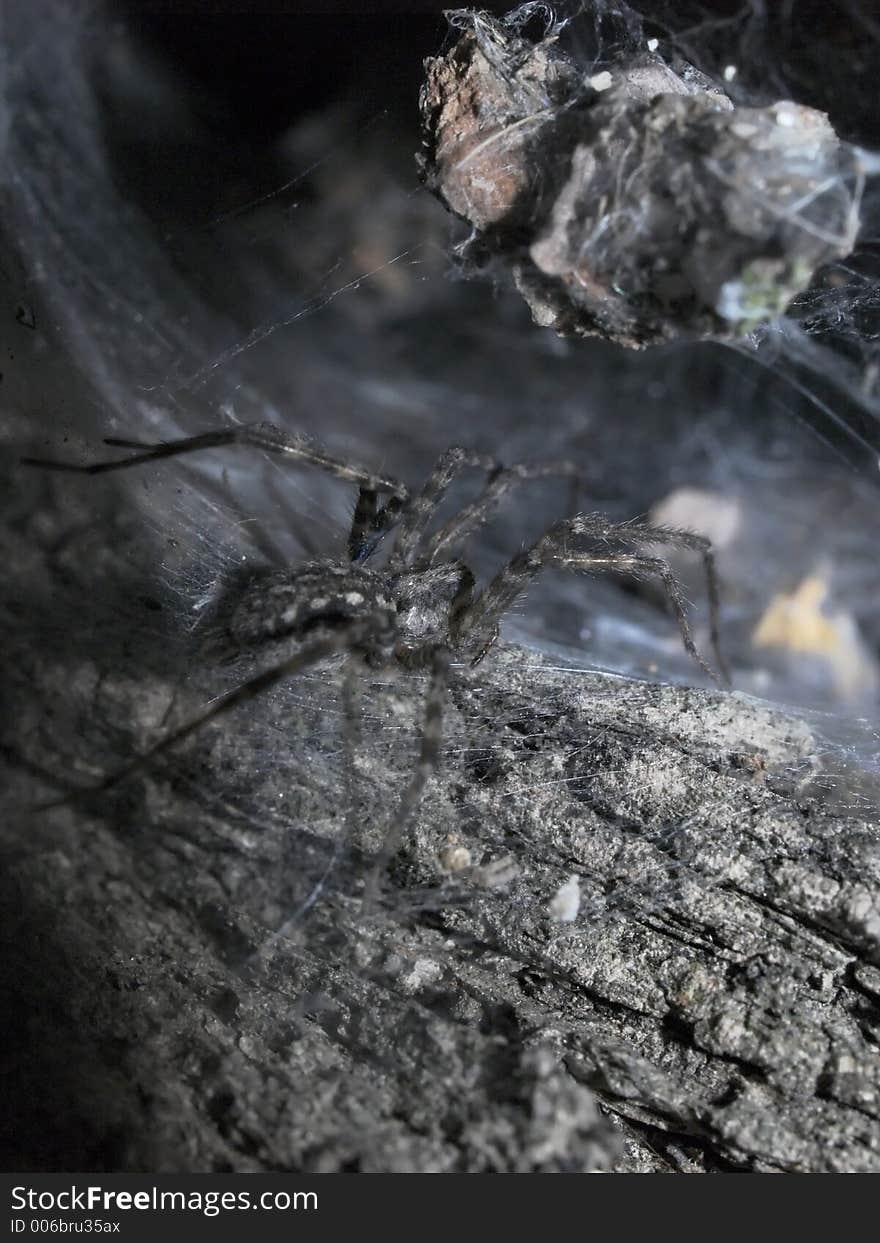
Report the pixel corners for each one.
[25,423,727,896]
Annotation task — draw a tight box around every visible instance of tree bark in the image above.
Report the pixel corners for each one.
[4,528,879,1171]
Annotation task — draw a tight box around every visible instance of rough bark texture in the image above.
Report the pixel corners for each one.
[4,475,880,1173]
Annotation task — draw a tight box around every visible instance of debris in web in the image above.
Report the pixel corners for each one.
[420,5,867,347]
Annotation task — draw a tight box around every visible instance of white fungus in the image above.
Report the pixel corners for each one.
[549,874,581,923]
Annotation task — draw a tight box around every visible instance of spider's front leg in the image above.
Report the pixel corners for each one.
[455,514,729,683]
[350,446,499,565]
[348,486,409,562]
[415,458,583,568]
[385,447,500,569]
[23,422,410,511]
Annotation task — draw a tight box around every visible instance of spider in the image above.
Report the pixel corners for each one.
[24,423,727,896]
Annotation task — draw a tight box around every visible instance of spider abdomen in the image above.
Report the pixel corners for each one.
[226,563,395,652]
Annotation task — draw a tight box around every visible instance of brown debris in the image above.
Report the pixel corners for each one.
[420,10,863,346]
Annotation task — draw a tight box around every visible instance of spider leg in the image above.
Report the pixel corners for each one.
[456,514,727,683]
[22,422,410,506]
[414,458,582,568]
[35,619,381,811]
[645,522,728,683]
[559,552,718,682]
[348,487,379,560]
[387,446,500,570]
[348,486,409,562]
[363,644,451,911]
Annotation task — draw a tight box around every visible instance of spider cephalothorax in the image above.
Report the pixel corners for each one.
[25,424,727,892]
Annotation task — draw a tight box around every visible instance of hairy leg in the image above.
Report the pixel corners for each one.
[456,514,727,682]
[348,487,407,562]
[349,487,379,560]
[414,459,582,568]
[559,552,718,682]
[22,423,410,508]
[387,447,500,570]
